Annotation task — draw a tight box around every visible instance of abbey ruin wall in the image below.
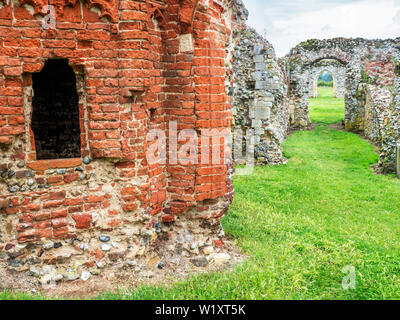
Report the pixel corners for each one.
[0,0,239,284]
[229,0,289,165]
[288,38,400,173]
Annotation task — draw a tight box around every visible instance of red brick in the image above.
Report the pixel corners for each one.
[213,239,224,248]
[49,159,82,169]
[47,176,63,184]
[51,209,68,218]
[64,173,79,183]
[27,161,49,171]
[33,212,51,221]
[49,191,66,200]
[52,218,68,229]
[53,226,69,239]
[72,214,91,229]
[65,198,83,206]
[43,200,64,209]
[162,215,176,223]
[84,195,104,203]
[36,228,53,239]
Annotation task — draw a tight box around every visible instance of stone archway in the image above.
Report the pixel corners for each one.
[287,37,400,173]
[288,39,354,128]
[309,60,346,99]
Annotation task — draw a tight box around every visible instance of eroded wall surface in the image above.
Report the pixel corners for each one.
[229,1,289,165]
[229,28,400,172]
[377,51,400,173]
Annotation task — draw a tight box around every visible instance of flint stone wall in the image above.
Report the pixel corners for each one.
[230,2,289,165]
[377,51,400,173]
[288,37,400,173]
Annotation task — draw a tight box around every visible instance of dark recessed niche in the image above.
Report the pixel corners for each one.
[31,59,81,160]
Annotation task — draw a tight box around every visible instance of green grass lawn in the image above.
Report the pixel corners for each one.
[309,87,344,124]
[3,87,400,300]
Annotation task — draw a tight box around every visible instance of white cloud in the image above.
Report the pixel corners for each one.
[322,25,332,32]
[394,10,400,24]
[242,0,400,57]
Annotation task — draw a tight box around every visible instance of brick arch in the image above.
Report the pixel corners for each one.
[148,5,168,29]
[179,0,199,34]
[290,39,357,71]
[19,0,118,22]
[313,68,337,88]
[313,69,338,98]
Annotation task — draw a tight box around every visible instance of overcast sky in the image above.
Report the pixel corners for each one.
[242,0,400,57]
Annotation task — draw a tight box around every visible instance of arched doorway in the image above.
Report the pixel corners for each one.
[313,70,335,98]
[309,69,345,125]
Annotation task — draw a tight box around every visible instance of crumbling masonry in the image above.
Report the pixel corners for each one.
[0,0,239,285]
[229,0,289,165]
[288,38,400,173]
[230,29,400,172]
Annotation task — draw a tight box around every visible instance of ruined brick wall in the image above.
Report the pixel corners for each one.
[372,51,400,173]
[229,0,289,165]
[344,40,397,133]
[0,0,236,279]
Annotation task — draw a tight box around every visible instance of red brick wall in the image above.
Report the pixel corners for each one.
[0,0,234,244]
[365,56,395,87]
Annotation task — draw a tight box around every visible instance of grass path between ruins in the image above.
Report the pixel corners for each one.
[3,87,400,300]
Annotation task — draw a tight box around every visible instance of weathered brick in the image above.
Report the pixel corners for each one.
[72,214,91,229]
[1,0,234,260]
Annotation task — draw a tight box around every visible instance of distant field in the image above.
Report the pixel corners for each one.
[318,80,334,87]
